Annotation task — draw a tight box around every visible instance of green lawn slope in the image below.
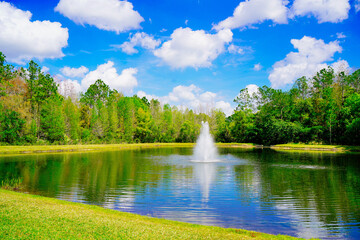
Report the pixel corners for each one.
[0,190,299,240]
[271,143,360,153]
[0,143,256,155]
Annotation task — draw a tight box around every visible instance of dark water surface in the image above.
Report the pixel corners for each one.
[1,148,359,239]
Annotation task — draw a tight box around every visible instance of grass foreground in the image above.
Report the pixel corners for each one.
[0,189,299,240]
[0,143,255,155]
[271,143,360,153]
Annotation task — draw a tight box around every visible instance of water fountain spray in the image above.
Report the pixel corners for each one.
[193,121,218,162]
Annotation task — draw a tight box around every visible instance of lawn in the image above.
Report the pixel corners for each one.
[0,143,255,155]
[271,143,360,153]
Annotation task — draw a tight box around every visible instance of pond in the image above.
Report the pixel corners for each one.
[0,147,359,239]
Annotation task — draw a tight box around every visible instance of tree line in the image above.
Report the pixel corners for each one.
[0,52,225,145]
[0,52,359,145]
[225,66,360,145]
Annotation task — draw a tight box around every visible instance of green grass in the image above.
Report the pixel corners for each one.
[0,189,299,240]
[1,177,23,191]
[271,143,360,153]
[0,143,255,155]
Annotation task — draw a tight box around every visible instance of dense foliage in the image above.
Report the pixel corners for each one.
[0,52,359,145]
[225,67,360,145]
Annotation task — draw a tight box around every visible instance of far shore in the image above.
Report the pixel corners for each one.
[0,143,359,156]
[270,144,360,153]
[0,143,255,155]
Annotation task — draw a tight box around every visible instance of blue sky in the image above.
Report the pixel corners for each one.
[1,0,359,115]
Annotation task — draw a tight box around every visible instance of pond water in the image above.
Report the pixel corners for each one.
[0,147,359,239]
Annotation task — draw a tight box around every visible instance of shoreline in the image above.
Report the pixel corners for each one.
[0,143,359,155]
[270,144,360,153]
[0,189,298,239]
[0,143,255,155]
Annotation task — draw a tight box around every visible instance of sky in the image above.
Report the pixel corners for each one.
[0,0,359,115]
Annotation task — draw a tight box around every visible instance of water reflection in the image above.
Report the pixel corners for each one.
[194,162,216,201]
[0,148,359,239]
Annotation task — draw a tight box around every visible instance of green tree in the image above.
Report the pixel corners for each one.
[0,52,14,96]
[40,96,65,142]
[0,109,25,144]
[63,98,80,142]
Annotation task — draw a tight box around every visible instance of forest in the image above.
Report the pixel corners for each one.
[0,52,359,146]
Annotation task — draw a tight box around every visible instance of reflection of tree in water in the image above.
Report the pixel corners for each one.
[232,149,360,234]
[0,148,194,206]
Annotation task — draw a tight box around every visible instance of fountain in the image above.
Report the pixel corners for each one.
[193,121,218,201]
[193,121,218,162]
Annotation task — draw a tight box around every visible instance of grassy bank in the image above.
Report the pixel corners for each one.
[0,143,255,155]
[0,190,297,240]
[271,144,360,153]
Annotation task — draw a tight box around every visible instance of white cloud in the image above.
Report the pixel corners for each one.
[137,84,234,116]
[167,84,200,103]
[269,36,342,88]
[215,101,234,116]
[0,2,68,64]
[291,0,350,23]
[253,63,262,71]
[246,84,260,96]
[213,0,288,31]
[55,0,144,33]
[81,61,138,94]
[137,91,160,101]
[41,66,49,73]
[331,59,350,74]
[356,0,360,12]
[116,32,161,54]
[60,66,89,78]
[154,27,233,69]
[58,79,82,98]
[336,32,346,39]
[228,44,244,54]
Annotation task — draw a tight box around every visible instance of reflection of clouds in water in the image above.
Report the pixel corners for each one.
[104,189,136,211]
[58,183,87,203]
[194,163,216,202]
[274,197,346,239]
[154,207,220,226]
[272,164,329,170]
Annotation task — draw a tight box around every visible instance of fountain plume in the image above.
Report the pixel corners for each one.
[193,121,218,162]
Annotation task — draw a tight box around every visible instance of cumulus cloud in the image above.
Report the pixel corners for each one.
[331,59,350,74]
[154,27,233,69]
[55,0,144,33]
[215,101,234,116]
[116,32,161,54]
[213,0,288,31]
[245,84,260,96]
[57,62,138,96]
[0,2,68,64]
[58,79,82,98]
[60,66,89,78]
[41,66,49,73]
[269,36,342,88]
[291,0,350,23]
[137,84,234,116]
[253,63,262,71]
[81,61,138,93]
